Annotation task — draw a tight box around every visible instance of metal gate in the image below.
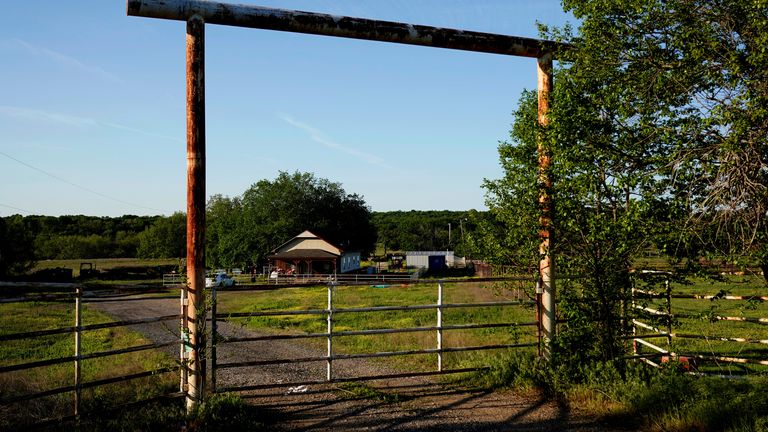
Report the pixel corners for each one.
[209,279,540,394]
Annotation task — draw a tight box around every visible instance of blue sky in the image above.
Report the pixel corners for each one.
[1,1,572,217]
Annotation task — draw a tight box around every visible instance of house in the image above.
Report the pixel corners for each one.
[267,230,361,275]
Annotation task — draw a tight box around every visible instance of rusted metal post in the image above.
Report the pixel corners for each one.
[537,52,556,358]
[185,13,206,411]
[74,286,82,418]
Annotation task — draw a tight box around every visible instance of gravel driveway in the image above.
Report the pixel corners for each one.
[88,292,634,431]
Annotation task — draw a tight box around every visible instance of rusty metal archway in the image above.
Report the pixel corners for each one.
[127,0,568,409]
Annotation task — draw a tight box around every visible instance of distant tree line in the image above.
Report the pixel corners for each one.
[16,215,160,260]
[0,173,491,277]
[373,210,487,257]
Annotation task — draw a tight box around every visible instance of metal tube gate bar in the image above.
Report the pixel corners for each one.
[437,281,444,372]
[211,283,218,393]
[327,282,334,381]
[74,286,82,418]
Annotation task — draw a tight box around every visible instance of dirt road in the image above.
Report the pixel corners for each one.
[89,293,630,431]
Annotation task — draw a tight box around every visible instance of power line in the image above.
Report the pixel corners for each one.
[0,149,164,213]
[0,202,30,213]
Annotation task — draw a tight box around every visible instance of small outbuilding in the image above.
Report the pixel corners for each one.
[405,251,455,270]
[268,230,361,275]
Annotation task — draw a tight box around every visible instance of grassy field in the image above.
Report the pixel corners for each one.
[33,257,180,278]
[0,299,178,428]
[217,280,539,373]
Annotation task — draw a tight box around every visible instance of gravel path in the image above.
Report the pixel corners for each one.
[88,293,635,431]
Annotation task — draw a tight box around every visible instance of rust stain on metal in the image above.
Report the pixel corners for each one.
[127,0,570,59]
[536,53,555,356]
[185,13,206,410]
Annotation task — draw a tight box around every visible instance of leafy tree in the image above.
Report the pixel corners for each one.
[206,194,246,269]
[137,212,187,259]
[372,210,478,254]
[483,0,768,366]
[205,172,376,269]
[548,0,768,278]
[0,215,36,277]
[485,85,662,363]
[26,214,158,259]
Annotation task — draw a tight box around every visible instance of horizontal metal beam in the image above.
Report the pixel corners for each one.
[127,0,567,58]
[218,299,534,319]
[217,342,536,368]
[219,321,538,343]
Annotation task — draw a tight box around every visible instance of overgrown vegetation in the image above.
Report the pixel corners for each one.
[41,393,269,431]
[471,352,768,432]
[478,0,768,418]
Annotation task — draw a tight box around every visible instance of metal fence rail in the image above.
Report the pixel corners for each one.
[632,274,768,373]
[0,284,183,427]
[212,280,539,392]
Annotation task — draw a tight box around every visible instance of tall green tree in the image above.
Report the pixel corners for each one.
[485,83,662,363]
[205,172,376,268]
[549,0,768,277]
[0,215,36,277]
[485,0,768,365]
[136,212,187,259]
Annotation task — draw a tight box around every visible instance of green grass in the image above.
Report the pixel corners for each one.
[468,351,768,432]
[217,280,539,372]
[0,300,177,429]
[33,257,179,278]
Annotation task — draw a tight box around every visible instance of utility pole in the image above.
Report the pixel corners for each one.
[185,14,206,411]
[537,53,555,358]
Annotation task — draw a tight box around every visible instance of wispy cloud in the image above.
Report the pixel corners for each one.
[101,121,183,143]
[8,38,124,84]
[0,105,97,128]
[0,105,181,143]
[279,114,390,168]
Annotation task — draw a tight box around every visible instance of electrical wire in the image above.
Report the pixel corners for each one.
[0,149,164,213]
[0,202,30,213]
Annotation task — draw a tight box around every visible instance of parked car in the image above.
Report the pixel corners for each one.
[205,272,236,288]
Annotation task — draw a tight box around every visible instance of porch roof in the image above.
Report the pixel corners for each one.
[268,249,339,260]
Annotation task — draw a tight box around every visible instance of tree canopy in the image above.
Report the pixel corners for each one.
[136,212,187,259]
[549,0,768,270]
[0,215,36,277]
[484,0,768,363]
[372,210,481,256]
[206,171,376,269]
